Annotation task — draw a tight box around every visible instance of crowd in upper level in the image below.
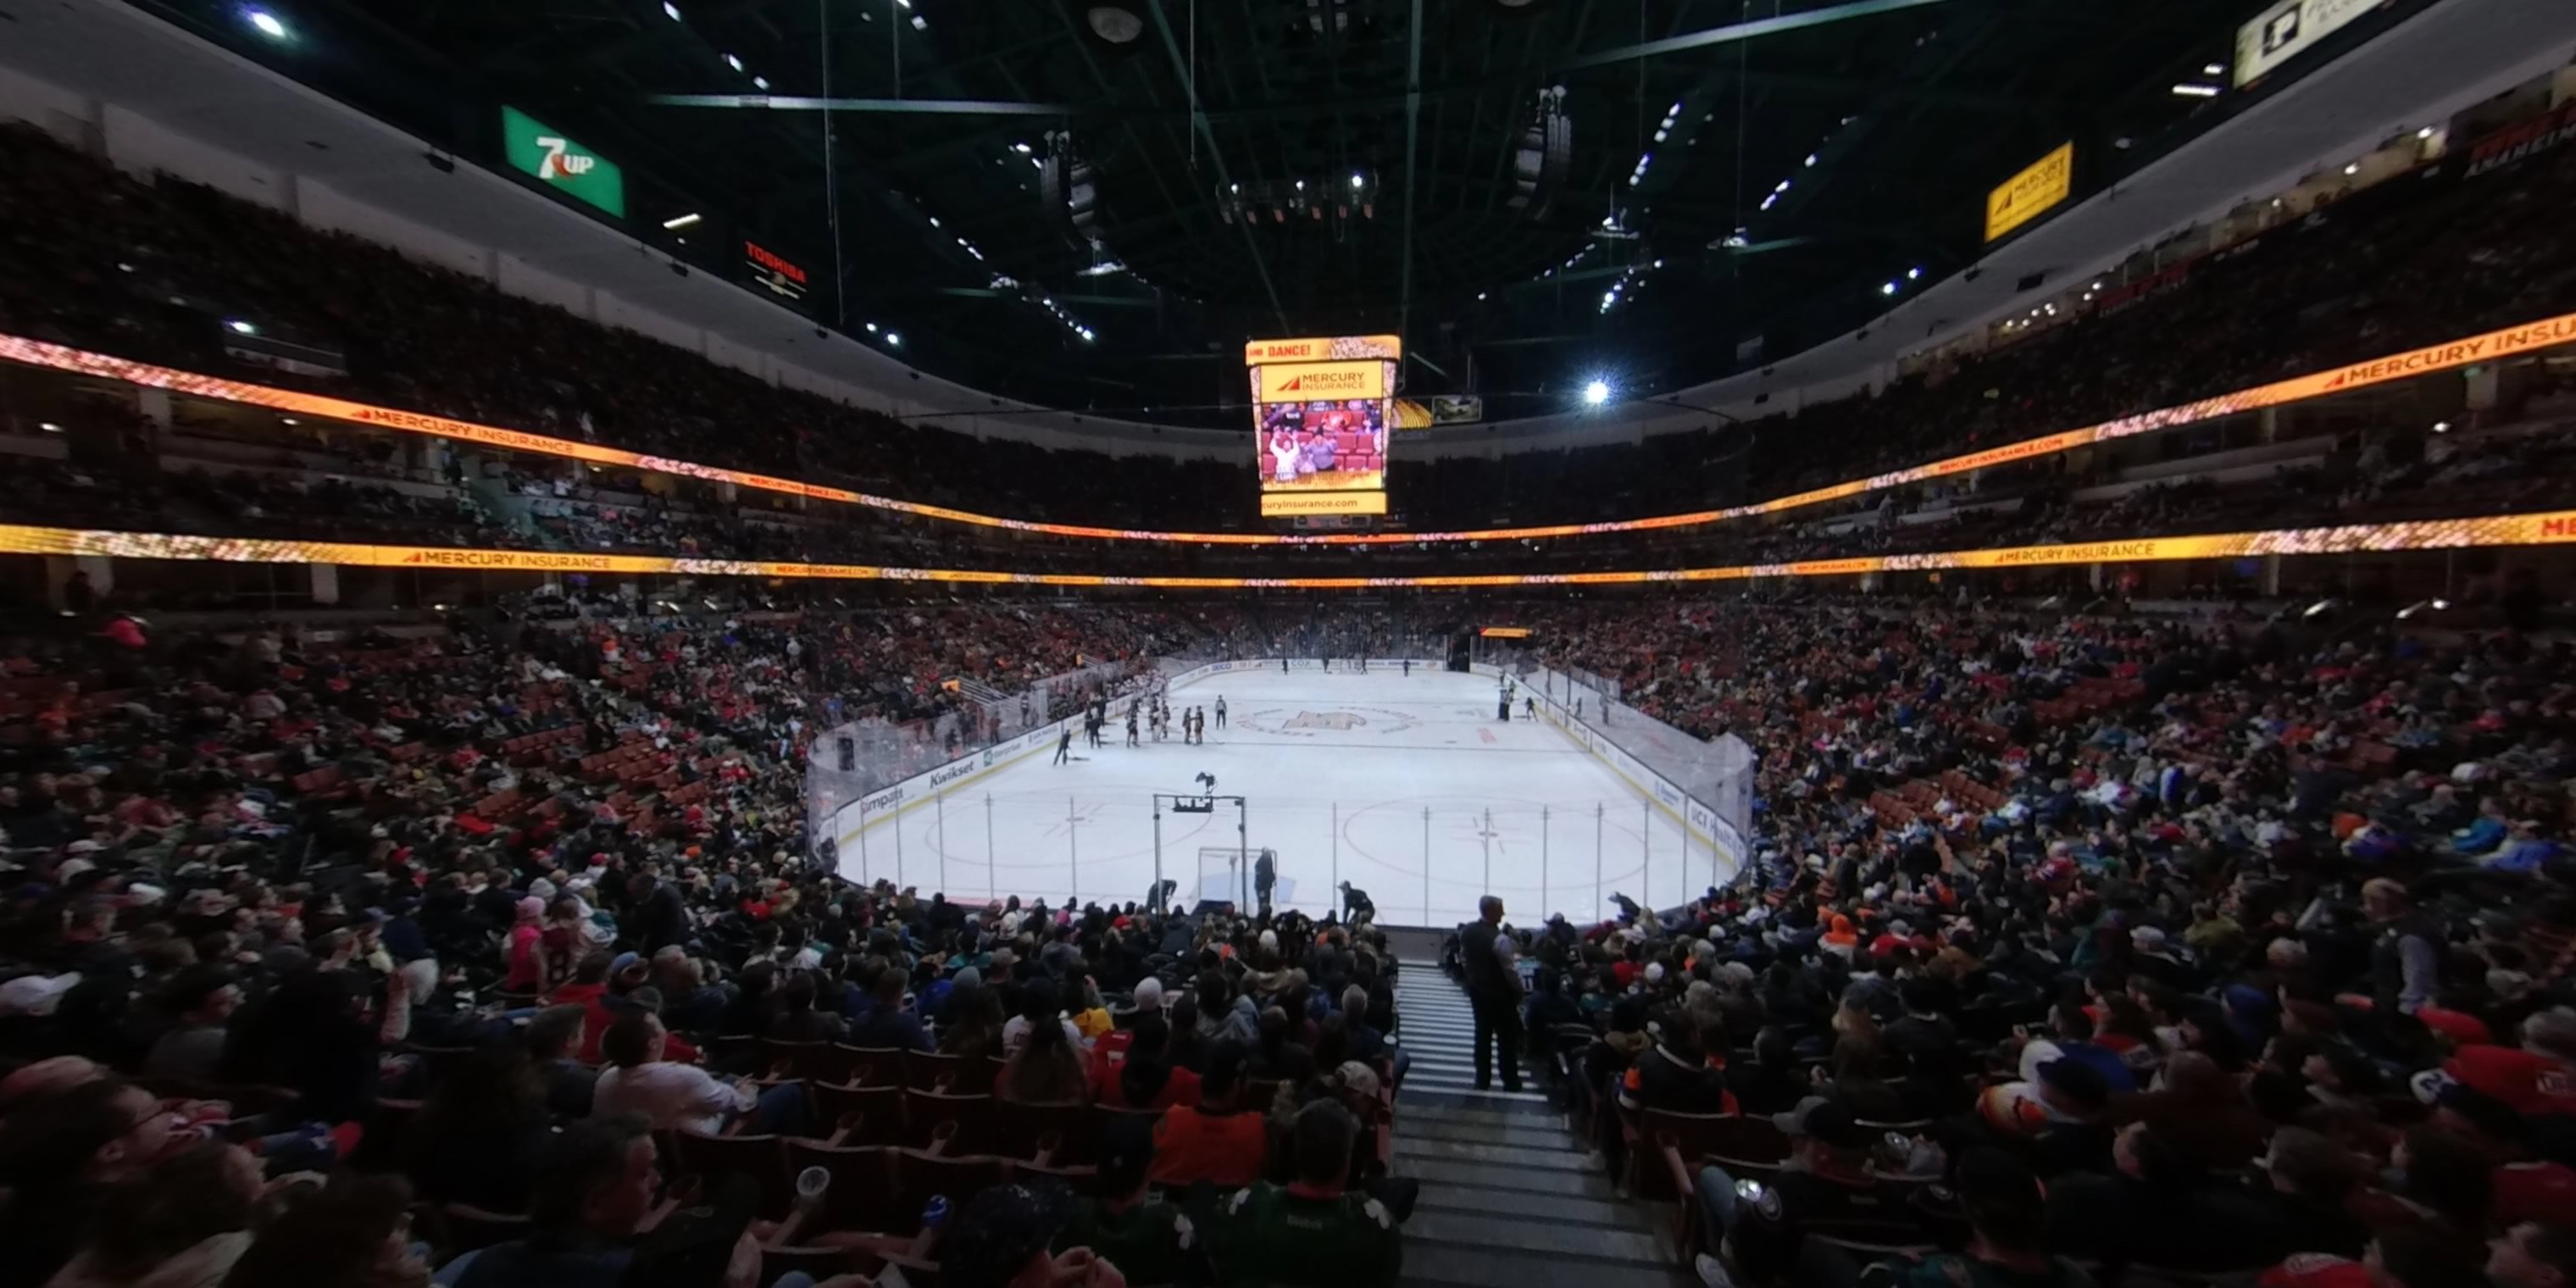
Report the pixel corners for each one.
[3,119,2574,536]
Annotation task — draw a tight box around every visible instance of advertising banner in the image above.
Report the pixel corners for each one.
[11,508,2571,591]
[1985,142,2074,242]
[1252,360,1389,403]
[502,106,625,218]
[1242,336,1403,365]
[2234,0,2385,87]
[6,308,2574,548]
[1259,491,1389,518]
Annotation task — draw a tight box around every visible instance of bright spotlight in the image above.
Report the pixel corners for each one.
[225,319,258,335]
[1583,380,1611,406]
[885,332,902,347]
[246,8,287,38]
[1350,173,1365,189]
[1880,281,1897,296]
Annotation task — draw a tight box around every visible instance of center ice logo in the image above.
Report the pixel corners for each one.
[1282,710,1364,731]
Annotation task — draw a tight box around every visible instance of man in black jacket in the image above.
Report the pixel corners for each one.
[1459,895,1522,1093]
[624,873,690,955]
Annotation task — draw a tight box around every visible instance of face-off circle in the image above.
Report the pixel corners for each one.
[1235,705,1420,737]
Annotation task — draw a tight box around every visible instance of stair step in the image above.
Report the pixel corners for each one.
[1407,1210,1668,1264]
[1396,1103,1568,1130]
[1397,1118,1583,1152]
[1413,1185,1651,1232]
[1396,1244,1690,1288]
[1396,1085,1557,1108]
[1395,1136,1597,1173]
[1398,1156,1620,1201]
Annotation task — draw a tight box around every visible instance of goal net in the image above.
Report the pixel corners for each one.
[1195,846,1247,910]
[1194,845,1297,913]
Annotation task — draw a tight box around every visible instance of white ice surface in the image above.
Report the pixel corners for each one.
[835,668,1731,927]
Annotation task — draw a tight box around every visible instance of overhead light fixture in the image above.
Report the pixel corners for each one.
[2202,62,2224,75]
[1907,267,1921,280]
[1350,173,1364,189]
[2342,162,2360,175]
[1085,3,1146,43]
[1583,380,1611,406]
[752,75,769,90]
[663,1,682,17]
[910,14,927,29]
[245,8,288,39]
[1013,142,1033,153]
[724,53,743,71]
[2417,125,2437,140]
[38,422,61,433]
[1880,281,1897,296]
[2170,83,2220,98]
[1804,153,1818,167]
[2432,420,2451,433]
[225,319,258,335]
[885,332,902,347]
[865,322,880,332]
[661,212,702,230]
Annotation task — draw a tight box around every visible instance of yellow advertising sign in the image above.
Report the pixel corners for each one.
[1252,360,1389,403]
[1242,335,1402,366]
[1259,491,1390,518]
[1985,142,2074,242]
[4,308,2575,547]
[1480,627,1533,639]
[4,510,2573,591]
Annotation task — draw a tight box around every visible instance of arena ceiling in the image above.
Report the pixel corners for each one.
[127,0,2425,423]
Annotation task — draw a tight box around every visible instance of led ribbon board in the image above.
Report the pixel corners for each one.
[1,311,2569,544]
[4,510,2569,589]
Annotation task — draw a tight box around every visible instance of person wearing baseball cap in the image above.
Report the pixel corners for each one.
[1702,1096,1925,1287]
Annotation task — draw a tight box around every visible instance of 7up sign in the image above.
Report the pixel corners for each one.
[502,107,626,218]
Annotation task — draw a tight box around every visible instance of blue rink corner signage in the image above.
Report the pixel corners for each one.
[502,106,626,219]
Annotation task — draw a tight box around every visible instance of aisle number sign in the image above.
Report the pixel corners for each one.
[1985,142,2074,242]
[502,106,625,218]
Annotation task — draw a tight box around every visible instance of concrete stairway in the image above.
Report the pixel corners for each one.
[1390,958,1689,1288]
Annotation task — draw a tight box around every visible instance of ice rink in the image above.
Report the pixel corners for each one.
[836,668,1736,927]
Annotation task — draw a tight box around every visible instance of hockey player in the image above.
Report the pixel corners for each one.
[1054,725,1073,766]
[1126,706,1141,747]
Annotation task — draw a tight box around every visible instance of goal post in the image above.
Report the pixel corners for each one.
[1151,791,1254,913]
[1196,846,1247,910]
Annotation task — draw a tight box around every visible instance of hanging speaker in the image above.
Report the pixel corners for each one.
[1506,86,1570,219]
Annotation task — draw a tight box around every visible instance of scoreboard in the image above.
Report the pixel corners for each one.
[1245,334,1400,518]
